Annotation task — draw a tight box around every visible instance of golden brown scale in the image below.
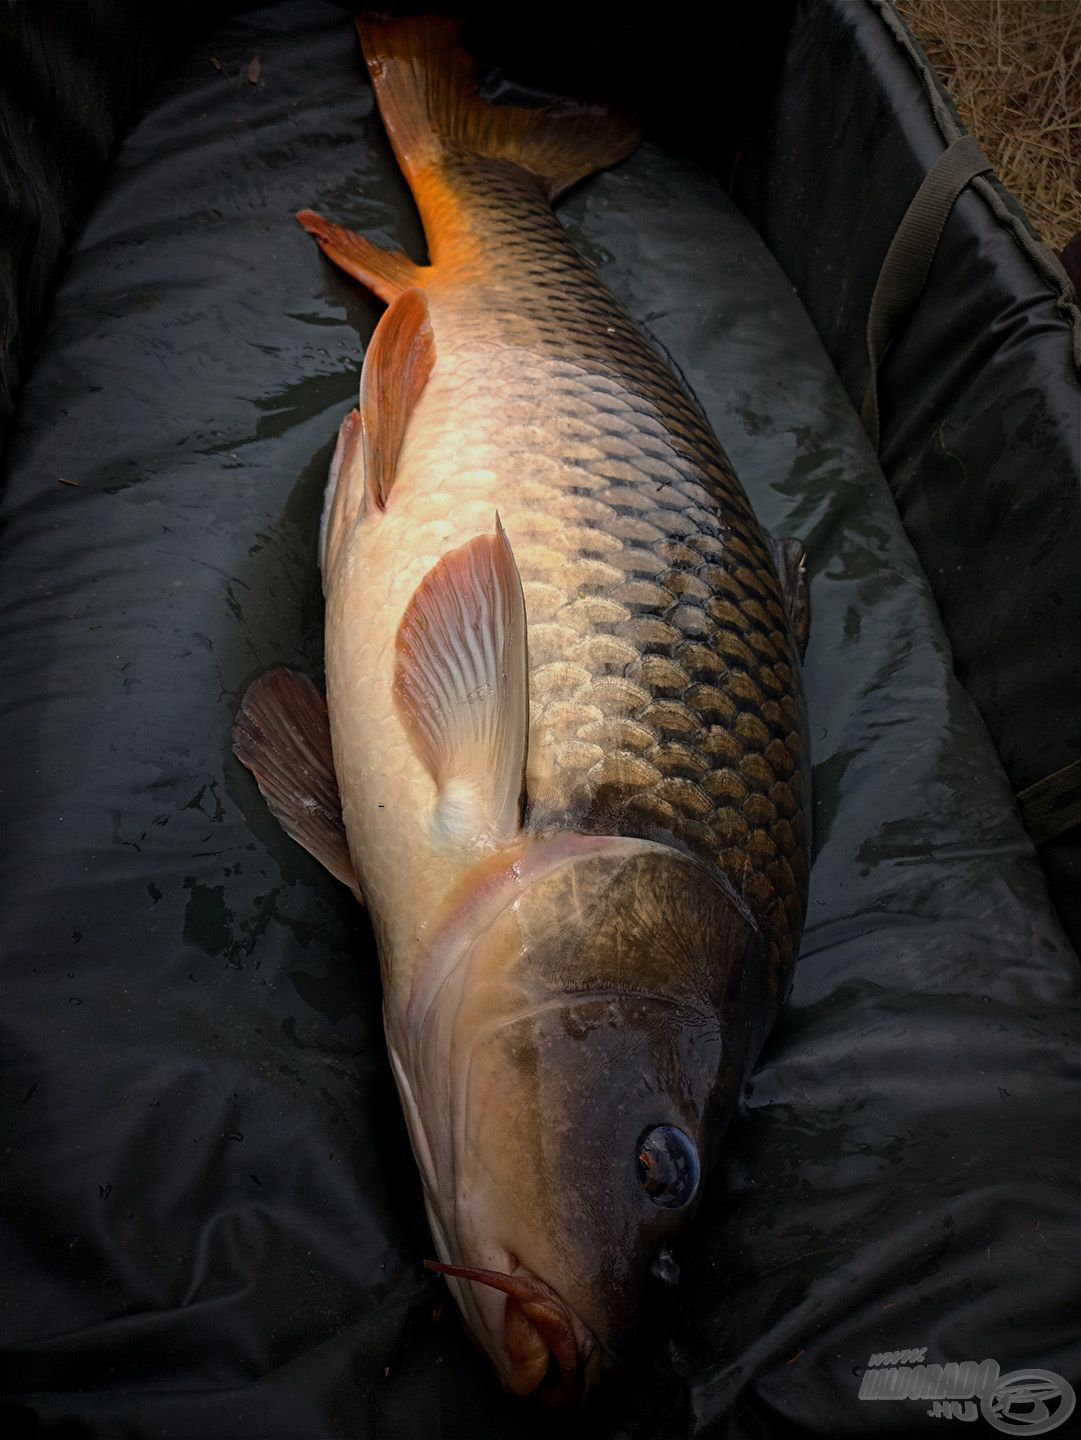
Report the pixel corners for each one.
[418,156,808,998]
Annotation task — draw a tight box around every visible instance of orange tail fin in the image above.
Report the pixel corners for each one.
[355,12,639,201]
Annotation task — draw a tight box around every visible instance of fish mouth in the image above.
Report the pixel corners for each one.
[425,1259,605,1404]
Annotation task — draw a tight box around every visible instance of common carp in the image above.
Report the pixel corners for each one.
[234,11,809,1405]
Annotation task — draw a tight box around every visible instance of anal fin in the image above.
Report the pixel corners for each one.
[394,518,528,845]
[360,287,435,511]
[233,668,363,903]
[768,535,810,658]
[296,210,426,303]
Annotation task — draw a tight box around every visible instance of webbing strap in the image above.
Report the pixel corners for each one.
[862,134,992,448]
[1017,760,1081,845]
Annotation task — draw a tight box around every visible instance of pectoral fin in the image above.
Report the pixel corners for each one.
[768,535,810,658]
[394,518,528,845]
[233,668,362,902]
[360,287,435,511]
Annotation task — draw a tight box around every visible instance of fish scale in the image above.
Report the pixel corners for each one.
[403,156,808,994]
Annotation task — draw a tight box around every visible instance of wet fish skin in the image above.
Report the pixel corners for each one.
[332,152,807,1002]
[236,11,809,1405]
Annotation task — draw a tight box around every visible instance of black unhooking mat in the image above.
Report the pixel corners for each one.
[2,4,1079,1438]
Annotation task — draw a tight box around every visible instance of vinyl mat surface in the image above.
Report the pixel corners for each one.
[2,4,1078,1437]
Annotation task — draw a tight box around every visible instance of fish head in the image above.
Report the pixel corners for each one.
[404,835,767,1403]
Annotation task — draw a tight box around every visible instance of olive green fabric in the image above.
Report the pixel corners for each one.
[730,0,1081,943]
[860,133,992,448]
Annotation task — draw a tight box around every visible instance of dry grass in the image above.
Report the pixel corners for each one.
[895,0,1081,252]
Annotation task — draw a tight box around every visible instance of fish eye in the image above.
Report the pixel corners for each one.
[636,1125,700,1209]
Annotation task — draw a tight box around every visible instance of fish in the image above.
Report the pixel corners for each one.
[233,11,809,1406]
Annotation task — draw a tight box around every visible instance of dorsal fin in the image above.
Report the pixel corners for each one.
[360,286,435,511]
[232,668,362,902]
[768,535,810,659]
[393,518,528,845]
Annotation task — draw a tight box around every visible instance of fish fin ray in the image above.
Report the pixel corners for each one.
[360,286,434,511]
[233,668,363,902]
[394,517,528,843]
[768,535,810,658]
[356,14,639,201]
[296,210,425,302]
[321,407,364,587]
